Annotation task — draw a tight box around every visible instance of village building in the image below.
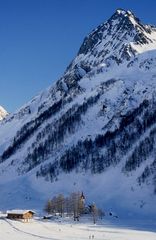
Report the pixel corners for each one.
[80,192,85,203]
[7,210,35,222]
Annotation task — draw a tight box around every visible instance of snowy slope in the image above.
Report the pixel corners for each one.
[0,106,8,120]
[0,218,156,240]
[0,9,156,220]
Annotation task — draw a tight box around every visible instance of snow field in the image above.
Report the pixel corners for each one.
[0,218,155,240]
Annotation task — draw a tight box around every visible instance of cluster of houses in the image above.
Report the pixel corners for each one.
[3,192,104,223]
[3,193,86,222]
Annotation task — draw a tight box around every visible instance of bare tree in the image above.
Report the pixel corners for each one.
[56,194,65,217]
[64,196,71,216]
[69,192,85,221]
[51,196,57,214]
[90,203,98,224]
[44,200,53,215]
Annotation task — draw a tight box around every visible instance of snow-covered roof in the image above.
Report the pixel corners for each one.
[7,210,35,215]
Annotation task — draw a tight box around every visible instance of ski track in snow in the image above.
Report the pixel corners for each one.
[3,218,58,240]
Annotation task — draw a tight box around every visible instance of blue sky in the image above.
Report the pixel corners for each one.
[0,0,156,112]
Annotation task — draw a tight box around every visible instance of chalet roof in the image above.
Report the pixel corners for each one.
[7,209,35,215]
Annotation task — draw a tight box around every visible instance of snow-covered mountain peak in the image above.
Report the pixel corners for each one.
[78,9,145,54]
[116,9,132,16]
[58,10,156,92]
[0,106,8,120]
[111,8,138,22]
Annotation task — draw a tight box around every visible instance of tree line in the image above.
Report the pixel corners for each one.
[36,97,156,187]
[44,192,104,223]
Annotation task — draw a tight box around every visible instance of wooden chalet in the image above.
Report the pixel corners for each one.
[7,210,35,221]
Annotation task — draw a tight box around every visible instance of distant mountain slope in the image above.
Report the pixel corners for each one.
[0,9,156,218]
[0,106,8,120]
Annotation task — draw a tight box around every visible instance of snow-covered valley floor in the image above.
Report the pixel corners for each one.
[0,218,155,240]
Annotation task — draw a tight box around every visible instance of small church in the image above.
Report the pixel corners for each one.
[80,192,85,203]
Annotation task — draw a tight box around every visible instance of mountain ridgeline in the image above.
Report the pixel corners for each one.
[0,9,156,214]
